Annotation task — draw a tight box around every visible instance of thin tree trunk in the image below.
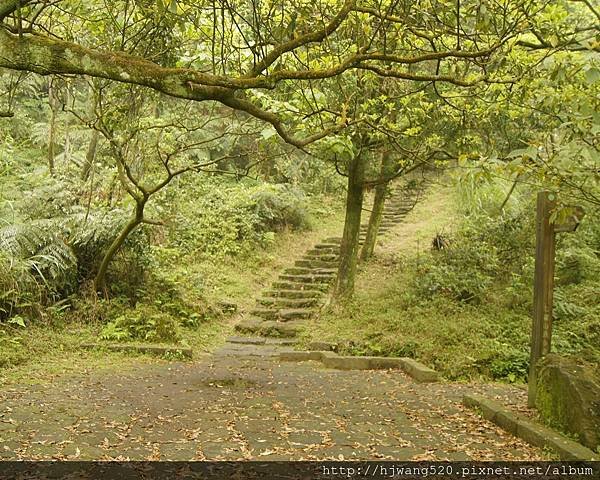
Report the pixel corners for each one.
[81,130,99,181]
[94,201,145,293]
[360,151,394,261]
[47,78,58,174]
[82,79,101,181]
[63,128,71,165]
[333,153,366,301]
[499,173,521,212]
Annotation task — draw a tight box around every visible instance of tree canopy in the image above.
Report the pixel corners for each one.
[4,0,590,146]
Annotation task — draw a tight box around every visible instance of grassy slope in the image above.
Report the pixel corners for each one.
[179,194,346,314]
[302,180,537,382]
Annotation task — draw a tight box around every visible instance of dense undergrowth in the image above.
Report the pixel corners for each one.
[307,179,600,383]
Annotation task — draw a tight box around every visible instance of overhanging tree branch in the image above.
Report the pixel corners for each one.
[0,0,33,20]
[250,0,356,76]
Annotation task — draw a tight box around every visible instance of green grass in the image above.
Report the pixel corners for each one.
[302,259,533,382]
[144,191,346,319]
[0,307,235,387]
[0,321,156,385]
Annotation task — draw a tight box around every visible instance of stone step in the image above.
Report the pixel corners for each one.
[362,228,390,234]
[382,217,404,225]
[266,338,298,345]
[279,308,314,320]
[383,211,406,216]
[323,237,342,244]
[303,253,339,261]
[234,318,304,338]
[385,206,412,213]
[226,336,265,345]
[260,320,305,338]
[295,259,339,269]
[284,267,337,276]
[306,248,339,255]
[279,273,335,284]
[251,308,279,320]
[251,308,314,321]
[358,228,390,240]
[313,243,341,250]
[272,281,330,292]
[265,289,324,299]
[257,297,321,308]
[235,317,265,334]
[284,266,314,275]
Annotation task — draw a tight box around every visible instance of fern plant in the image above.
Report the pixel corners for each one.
[0,220,77,321]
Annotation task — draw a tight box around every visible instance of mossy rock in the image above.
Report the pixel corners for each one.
[536,354,600,451]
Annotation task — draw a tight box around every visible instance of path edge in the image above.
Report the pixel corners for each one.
[463,394,599,461]
[279,350,439,383]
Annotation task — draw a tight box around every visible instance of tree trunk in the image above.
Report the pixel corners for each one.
[82,80,100,181]
[81,130,99,181]
[47,78,58,174]
[333,153,366,301]
[63,127,71,166]
[94,201,145,293]
[360,151,394,261]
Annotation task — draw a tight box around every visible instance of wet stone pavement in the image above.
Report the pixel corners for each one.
[0,343,543,461]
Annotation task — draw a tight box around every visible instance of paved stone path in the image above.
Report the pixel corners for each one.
[0,343,542,460]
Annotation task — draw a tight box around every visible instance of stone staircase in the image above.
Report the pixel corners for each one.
[233,182,422,339]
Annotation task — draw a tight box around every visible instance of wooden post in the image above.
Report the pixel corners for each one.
[528,191,556,407]
[528,193,584,407]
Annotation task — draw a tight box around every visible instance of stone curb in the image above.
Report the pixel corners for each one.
[81,343,193,359]
[279,350,439,383]
[463,394,599,461]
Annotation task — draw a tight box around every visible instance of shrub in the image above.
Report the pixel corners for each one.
[168,179,310,257]
[481,348,530,383]
[556,212,600,285]
[98,267,211,344]
[67,210,151,285]
[415,237,499,303]
[250,183,309,231]
[414,206,535,303]
[100,304,181,343]
[0,222,78,321]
